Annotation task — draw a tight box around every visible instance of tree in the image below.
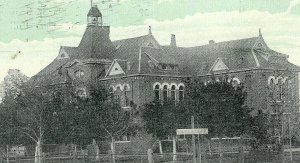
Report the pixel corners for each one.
[0,86,65,163]
[185,79,253,138]
[2,69,29,98]
[142,100,190,139]
[61,84,133,163]
[0,69,29,162]
[142,99,190,160]
[142,78,255,161]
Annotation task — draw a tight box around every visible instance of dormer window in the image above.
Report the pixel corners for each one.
[162,64,167,70]
[257,43,262,48]
[74,70,84,78]
[148,42,154,47]
[170,65,175,70]
[58,51,69,59]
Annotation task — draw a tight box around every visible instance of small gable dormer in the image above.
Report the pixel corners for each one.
[253,29,269,50]
[106,60,127,77]
[58,48,69,59]
[209,58,229,73]
[87,5,102,26]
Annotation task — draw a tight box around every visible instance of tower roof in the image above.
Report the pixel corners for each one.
[87,5,102,17]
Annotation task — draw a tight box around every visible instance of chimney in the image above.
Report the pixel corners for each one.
[170,34,177,47]
[259,28,262,37]
[127,61,131,71]
[209,40,215,44]
[148,26,152,35]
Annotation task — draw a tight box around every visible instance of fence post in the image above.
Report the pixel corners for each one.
[238,147,244,163]
[147,149,154,163]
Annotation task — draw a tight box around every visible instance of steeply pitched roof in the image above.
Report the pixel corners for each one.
[87,6,102,17]
[77,26,116,60]
[112,34,161,75]
[28,26,116,86]
[161,36,300,76]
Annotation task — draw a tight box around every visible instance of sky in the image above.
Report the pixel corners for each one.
[0,0,300,81]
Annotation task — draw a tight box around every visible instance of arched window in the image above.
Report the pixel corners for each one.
[74,70,84,78]
[270,78,274,85]
[163,85,168,101]
[154,84,160,101]
[115,86,122,102]
[232,77,240,88]
[124,85,130,107]
[170,85,176,101]
[179,86,184,101]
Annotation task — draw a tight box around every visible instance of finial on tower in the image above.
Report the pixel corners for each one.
[148,26,152,35]
[259,28,262,37]
[90,0,93,7]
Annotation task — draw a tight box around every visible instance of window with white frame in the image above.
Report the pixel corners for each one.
[170,85,176,101]
[162,85,168,101]
[124,85,130,107]
[277,78,283,100]
[115,86,122,102]
[179,85,184,101]
[154,84,160,101]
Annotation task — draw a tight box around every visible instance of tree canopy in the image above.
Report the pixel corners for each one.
[142,78,255,140]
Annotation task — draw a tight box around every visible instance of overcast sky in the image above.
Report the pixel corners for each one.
[0,0,300,80]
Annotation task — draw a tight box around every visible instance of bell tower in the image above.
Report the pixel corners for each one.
[87,2,102,26]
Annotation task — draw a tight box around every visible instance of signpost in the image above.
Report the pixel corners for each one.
[176,116,208,163]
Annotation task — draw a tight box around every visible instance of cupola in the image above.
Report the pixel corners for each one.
[87,5,102,26]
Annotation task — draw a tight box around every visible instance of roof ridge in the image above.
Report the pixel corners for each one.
[113,34,149,42]
[162,36,259,49]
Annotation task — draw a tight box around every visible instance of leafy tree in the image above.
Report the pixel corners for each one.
[142,100,190,140]
[142,78,256,159]
[2,69,29,98]
[185,79,253,138]
[0,86,65,163]
[250,110,270,148]
[142,99,190,161]
[60,84,133,163]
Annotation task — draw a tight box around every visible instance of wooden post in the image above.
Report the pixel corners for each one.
[111,137,116,163]
[238,147,244,163]
[158,140,163,155]
[198,135,201,163]
[147,149,154,163]
[173,136,177,161]
[191,116,196,163]
[6,145,9,163]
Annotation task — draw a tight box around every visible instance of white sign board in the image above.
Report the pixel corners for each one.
[176,128,208,135]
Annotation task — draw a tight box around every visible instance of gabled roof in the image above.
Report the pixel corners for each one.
[112,34,162,75]
[161,36,295,76]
